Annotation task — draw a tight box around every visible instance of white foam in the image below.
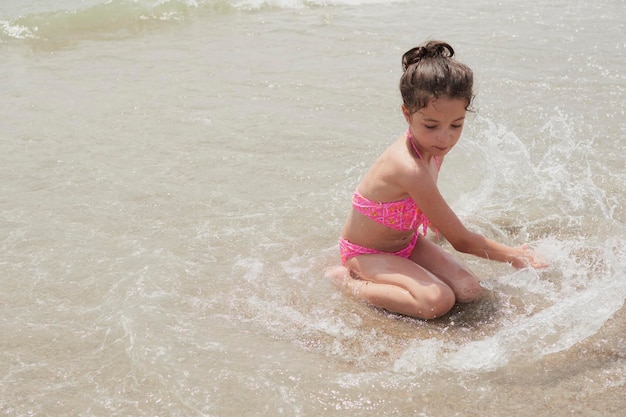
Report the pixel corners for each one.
[393,339,446,373]
[233,0,404,9]
[0,20,36,39]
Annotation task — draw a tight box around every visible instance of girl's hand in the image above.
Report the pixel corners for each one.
[510,244,550,269]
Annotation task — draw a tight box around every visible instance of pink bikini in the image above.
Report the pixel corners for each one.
[339,130,439,265]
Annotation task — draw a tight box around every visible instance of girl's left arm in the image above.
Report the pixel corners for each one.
[407,171,548,269]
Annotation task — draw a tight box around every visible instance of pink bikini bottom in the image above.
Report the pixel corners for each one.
[339,233,419,265]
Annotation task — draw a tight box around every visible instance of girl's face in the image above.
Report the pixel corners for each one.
[402,97,467,158]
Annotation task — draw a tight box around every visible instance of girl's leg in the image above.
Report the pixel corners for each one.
[342,254,456,320]
[409,236,483,303]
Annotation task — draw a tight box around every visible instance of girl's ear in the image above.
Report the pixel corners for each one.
[401,105,412,123]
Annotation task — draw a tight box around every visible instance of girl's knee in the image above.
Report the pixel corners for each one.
[454,275,483,303]
[412,284,455,320]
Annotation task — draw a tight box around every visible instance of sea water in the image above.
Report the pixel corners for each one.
[1,0,624,416]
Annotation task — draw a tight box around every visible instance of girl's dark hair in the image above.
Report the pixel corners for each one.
[400,40,474,113]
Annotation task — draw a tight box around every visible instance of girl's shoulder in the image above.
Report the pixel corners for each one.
[365,139,426,191]
[386,137,430,176]
[370,139,415,177]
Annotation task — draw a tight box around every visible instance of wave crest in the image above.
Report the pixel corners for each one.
[0,0,402,44]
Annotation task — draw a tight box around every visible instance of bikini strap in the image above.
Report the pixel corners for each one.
[407,129,440,170]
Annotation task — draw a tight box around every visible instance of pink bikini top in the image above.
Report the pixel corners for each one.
[351,130,439,235]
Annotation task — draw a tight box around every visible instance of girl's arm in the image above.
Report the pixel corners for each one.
[452,233,548,269]
[405,170,548,269]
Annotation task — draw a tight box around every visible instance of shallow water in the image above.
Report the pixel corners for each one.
[1,0,625,415]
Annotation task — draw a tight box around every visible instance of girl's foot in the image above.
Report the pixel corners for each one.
[324,265,365,297]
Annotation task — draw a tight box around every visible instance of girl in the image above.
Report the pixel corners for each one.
[334,40,547,320]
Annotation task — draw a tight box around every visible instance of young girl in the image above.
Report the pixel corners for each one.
[334,40,547,320]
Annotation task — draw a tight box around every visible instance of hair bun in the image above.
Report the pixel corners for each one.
[402,41,455,71]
